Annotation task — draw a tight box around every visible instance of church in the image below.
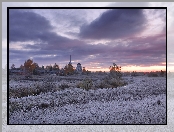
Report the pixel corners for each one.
[76,63,82,74]
[69,55,82,74]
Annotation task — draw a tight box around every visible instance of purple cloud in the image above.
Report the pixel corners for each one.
[9,9,166,70]
[79,9,147,40]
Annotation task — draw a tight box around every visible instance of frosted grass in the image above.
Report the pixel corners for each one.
[9,76,166,124]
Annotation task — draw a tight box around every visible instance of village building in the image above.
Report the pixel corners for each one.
[76,63,82,74]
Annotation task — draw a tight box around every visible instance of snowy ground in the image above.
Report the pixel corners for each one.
[8,75,166,124]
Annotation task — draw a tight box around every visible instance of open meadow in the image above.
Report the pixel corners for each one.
[8,73,166,124]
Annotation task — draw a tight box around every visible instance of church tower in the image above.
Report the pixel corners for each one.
[69,55,72,65]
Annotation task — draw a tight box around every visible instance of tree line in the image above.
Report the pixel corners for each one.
[10,59,87,75]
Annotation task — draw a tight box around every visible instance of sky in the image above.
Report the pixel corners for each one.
[2,2,170,72]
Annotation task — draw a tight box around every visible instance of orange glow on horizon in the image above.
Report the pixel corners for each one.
[86,66,166,72]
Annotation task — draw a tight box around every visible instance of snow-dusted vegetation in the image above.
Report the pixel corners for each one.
[9,74,166,124]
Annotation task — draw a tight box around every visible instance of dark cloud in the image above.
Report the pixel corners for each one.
[9,9,53,42]
[79,9,147,40]
[9,9,85,50]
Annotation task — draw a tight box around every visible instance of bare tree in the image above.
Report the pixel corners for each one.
[109,63,122,78]
[11,64,15,69]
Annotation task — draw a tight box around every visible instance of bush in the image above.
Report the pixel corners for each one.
[108,63,126,88]
[77,78,93,90]
[94,79,112,88]
[108,78,127,88]
[25,75,33,79]
[9,81,57,98]
[59,83,69,90]
[9,101,22,114]
[148,73,159,77]
[39,103,50,109]
[131,71,138,77]
[109,63,122,79]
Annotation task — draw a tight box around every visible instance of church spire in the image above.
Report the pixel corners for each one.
[69,55,72,65]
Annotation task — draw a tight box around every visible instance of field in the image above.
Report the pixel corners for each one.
[8,73,166,124]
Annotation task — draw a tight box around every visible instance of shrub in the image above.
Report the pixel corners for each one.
[160,70,165,77]
[9,101,22,114]
[9,81,57,98]
[39,103,50,109]
[108,78,127,88]
[148,73,159,77]
[107,63,127,88]
[59,83,69,90]
[131,71,138,77]
[25,75,33,79]
[77,78,93,90]
[94,79,111,88]
[109,63,122,79]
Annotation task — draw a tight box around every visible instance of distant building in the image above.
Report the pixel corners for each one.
[76,63,82,74]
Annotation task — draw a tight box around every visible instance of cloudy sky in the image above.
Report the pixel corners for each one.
[4,2,169,72]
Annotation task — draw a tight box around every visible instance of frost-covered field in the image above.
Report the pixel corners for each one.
[9,75,166,124]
